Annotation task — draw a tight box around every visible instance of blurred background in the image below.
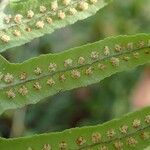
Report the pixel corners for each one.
[0,0,150,138]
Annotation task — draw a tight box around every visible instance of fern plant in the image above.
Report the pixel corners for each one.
[0,0,150,150]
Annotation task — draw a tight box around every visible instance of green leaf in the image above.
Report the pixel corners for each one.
[0,0,112,53]
[145,146,150,150]
[0,106,150,150]
[0,33,149,114]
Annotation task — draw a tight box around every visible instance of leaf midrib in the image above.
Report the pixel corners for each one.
[77,124,150,150]
[1,0,98,31]
[0,46,149,90]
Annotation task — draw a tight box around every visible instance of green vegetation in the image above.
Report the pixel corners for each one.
[0,0,149,149]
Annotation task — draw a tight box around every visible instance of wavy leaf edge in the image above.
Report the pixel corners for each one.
[0,0,112,53]
[0,33,149,115]
[0,106,150,150]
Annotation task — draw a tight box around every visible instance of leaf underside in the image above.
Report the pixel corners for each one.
[0,0,112,53]
[0,33,149,115]
[0,106,150,150]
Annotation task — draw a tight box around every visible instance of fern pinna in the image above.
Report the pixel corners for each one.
[0,0,150,150]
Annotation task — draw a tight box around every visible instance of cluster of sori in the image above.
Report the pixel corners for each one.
[26,115,150,150]
[0,0,98,43]
[1,39,149,99]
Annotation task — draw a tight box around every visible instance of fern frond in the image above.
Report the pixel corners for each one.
[0,0,112,52]
[0,33,149,114]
